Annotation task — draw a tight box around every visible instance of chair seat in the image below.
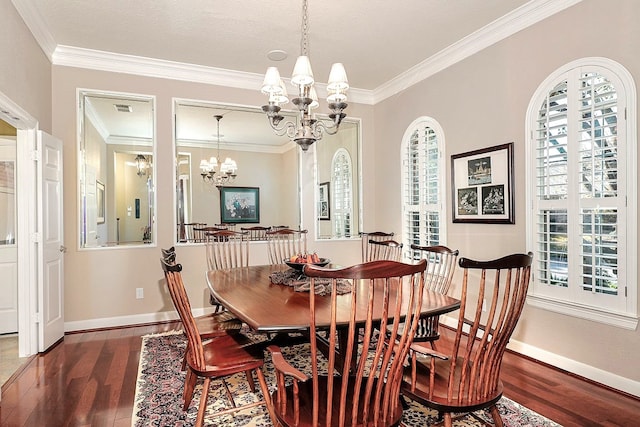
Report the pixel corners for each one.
[194,312,242,338]
[188,334,265,377]
[272,375,403,427]
[401,355,504,413]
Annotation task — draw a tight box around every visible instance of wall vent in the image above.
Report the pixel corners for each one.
[114,104,132,113]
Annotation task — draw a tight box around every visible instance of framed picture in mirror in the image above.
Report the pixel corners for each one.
[220,186,260,223]
[96,180,105,224]
[318,181,330,220]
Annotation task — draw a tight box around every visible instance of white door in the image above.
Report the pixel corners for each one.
[38,131,64,351]
[0,138,17,334]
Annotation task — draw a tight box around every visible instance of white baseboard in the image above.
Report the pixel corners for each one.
[63,307,214,333]
[440,316,640,397]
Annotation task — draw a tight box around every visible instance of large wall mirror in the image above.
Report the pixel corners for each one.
[78,90,156,249]
[315,119,361,239]
[174,100,300,243]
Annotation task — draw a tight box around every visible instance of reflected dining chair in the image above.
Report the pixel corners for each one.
[266,228,308,265]
[240,225,271,241]
[265,259,428,427]
[360,231,395,262]
[160,256,274,427]
[401,252,533,427]
[179,222,206,243]
[367,239,404,261]
[397,244,459,348]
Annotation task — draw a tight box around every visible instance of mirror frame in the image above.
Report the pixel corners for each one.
[172,98,302,245]
[77,89,157,250]
[314,116,363,240]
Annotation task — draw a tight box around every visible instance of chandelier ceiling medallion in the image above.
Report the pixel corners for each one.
[260,0,349,151]
[200,115,238,188]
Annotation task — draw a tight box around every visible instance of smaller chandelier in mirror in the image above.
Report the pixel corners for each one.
[200,115,238,188]
[134,154,148,177]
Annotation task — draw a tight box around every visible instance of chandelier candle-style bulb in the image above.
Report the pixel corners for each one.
[260,0,348,151]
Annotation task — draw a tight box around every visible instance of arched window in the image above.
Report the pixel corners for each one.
[401,117,446,260]
[526,58,637,329]
[331,148,353,238]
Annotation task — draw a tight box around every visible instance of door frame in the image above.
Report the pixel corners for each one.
[0,91,39,357]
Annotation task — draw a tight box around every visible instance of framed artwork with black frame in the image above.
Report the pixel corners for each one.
[219,186,260,223]
[318,181,330,220]
[451,142,514,224]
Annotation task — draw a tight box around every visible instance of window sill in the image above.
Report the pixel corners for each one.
[527,295,638,330]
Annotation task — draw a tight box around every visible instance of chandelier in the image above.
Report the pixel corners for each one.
[260,0,349,151]
[134,154,148,177]
[200,115,238,188]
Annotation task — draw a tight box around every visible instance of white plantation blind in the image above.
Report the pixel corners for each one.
[528,60,636,324]
[402,119,445,261]
[332,149,352,238]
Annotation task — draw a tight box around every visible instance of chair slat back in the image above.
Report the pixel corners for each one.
[241,226,271,241]
[160,258,205,370]
[360,231,395,262]
[447,252,533,404]
[205,230,249,270]
[266,229,307,265]
[179,222,206,242]
[302,259,427,426]
[367,239,403,261]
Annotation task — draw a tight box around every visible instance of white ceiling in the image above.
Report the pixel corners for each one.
[14,0,582,145]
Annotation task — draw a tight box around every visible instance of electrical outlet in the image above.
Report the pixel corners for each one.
[136,288,144,299]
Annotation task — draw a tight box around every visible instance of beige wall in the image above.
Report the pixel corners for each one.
[51,65,374,325]
[373,0,640,384]
[0,0,51,131]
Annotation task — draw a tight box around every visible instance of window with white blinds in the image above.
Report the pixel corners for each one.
[402,118,446,261]
[331,149,352,238]
[526,59,637,328]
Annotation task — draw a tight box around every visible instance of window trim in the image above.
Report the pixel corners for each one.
[401,116,447,255]
[525,57,638,329]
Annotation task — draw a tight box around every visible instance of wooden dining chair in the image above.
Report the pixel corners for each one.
[266,228,308,265]
[160,248,242,360]
[396,244,459,348]
[401,252,533,427]
[367,238,404,261]
[265,259,428,427]
[360,231,395,262]
[160,257,274,427]
[205,230,250,270]
[240,225,271,241]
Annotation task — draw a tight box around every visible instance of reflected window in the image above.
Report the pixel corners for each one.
[78,91,155,248]
[331,148,352,238]
[316,119,361,239]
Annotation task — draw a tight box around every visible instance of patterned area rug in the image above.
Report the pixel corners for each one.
[132,330,561,427]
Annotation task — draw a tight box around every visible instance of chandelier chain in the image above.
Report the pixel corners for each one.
[300,0,309,56]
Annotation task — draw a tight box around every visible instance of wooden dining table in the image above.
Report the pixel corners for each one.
[207,264,461,334]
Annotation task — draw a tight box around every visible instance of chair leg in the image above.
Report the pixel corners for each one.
[443,412,453,427]
[490,404,504,427]
[183,369,197,410]
[196,377,210,427]
[245,370,256,392]
[255,368,278,426]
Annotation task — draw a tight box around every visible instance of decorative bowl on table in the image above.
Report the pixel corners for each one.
[284,258,331,272]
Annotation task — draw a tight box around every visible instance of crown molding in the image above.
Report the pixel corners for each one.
[372,0,584,103]
[11,0,56,61]
[16,0,581,106]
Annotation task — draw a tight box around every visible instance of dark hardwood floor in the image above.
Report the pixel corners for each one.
[1,322,639,426]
